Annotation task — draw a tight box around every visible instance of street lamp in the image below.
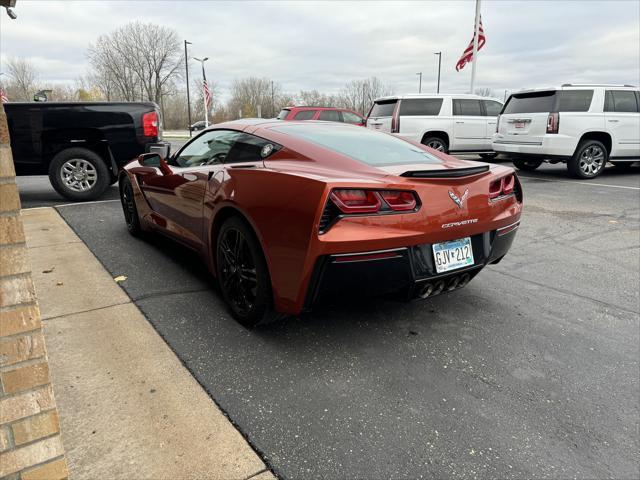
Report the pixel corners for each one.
[193,56,209,127]
[434,52,442,94]
[184,40,192,136]
[416,72,422,94]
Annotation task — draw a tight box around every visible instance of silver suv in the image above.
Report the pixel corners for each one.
[366,94,503,159]
[493,84,640,178]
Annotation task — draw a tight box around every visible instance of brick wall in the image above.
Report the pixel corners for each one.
[0,105,68,478]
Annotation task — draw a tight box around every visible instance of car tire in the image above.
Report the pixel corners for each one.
[119,176,142,236]
[421,136,448,153]
[216,216,280,328]
[48,147,110,201]
[568,140,608,179]
[512,159,543,171]
[479,153,498,161]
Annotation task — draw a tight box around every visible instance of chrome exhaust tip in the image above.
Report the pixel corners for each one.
[433,281,445,296]
[418,283,434,298]
[447,276,460,291]
[457,273,471,288]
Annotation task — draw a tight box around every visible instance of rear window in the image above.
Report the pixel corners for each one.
[453,99,483,116]
[503,90,594,114]
[503,91,557,114]
[369,100,397,117]
[276,109,290,120]
[294,110,317,120]
[399,98,443,116]
[271,123,442,167]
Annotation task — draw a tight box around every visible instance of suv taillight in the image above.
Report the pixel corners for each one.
[546,112,559,134]
[391,104,400,133]
[142,111,159,137]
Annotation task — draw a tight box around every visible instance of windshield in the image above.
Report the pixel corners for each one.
[271,123,442,167]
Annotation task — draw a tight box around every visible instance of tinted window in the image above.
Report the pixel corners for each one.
[272,123,442,167]
[558,90,593,112]
[483,100,502,116]
[503,91,557,114]
[399,98,443,116]
[453,99,483,116]
[174,130,239,167]
[369,100,397,117]
[226,133,276,163]
[276,109,290,120]
[318,110,341,122]
[342,111,363,124]
[293,110,317,120]
[605,90,638,113]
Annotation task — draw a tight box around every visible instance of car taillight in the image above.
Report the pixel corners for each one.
[142,111,159,137]
[489,174,516,200]
[328,189,419,215]
[546,112,559,134]
[379,190,417,211]
[330,189,381,213]
[391,105,400,133]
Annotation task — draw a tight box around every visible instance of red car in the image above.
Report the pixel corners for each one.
[119,120,522,327]
[277,106,365,125]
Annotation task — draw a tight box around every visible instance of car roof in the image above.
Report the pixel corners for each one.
[282,106,354,111]
[510,84,638,94]
[373,93,492,102]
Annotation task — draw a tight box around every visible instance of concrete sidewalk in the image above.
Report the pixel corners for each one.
[21,207,274,480]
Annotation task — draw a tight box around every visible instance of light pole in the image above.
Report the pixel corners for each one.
[193,56,209,127]
[416,72,422,94]
[184,40,192,136]
[434,52,442,93]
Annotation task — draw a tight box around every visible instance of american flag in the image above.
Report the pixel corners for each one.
[0,88,8,103]
[456,17,486,72]
[203,77,212,110]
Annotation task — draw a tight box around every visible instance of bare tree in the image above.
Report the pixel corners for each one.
[474,87,494,97]
[87,22,183,104]
[339,77,393,115]
[5,57,40,101]
[227,77,286,119]
[296,89,340,108]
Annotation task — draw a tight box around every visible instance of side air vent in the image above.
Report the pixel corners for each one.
[401,165,490,178]
[319,199,341,234]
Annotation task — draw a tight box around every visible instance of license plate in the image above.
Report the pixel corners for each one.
[514,121,525,129]
[432,237,474,274]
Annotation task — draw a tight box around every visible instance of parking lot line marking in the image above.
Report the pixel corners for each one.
[518,175,640,191]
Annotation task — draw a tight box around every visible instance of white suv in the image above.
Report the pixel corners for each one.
[493,84,640,178]
[366,94,503,159]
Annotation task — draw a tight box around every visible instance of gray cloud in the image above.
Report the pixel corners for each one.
[1,0,638,100]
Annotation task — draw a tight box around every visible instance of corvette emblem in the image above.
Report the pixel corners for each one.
[449,189,469,209]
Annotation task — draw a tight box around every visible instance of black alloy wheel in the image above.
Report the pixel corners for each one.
[119,176,141,235]
[216,217,276,327]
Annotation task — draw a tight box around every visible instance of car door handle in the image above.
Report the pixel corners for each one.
[607,119,619,122]
[487,121,496,125]
[456,121,465,124]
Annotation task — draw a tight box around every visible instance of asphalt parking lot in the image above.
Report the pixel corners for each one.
[17,161,639,479]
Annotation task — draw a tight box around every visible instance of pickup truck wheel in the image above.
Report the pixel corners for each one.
[513,159,542,171]
[421,136,448,153]
[49,148,110,201]
[568,140,607,179]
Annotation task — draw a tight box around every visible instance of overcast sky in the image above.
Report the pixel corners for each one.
[1,0,638,101]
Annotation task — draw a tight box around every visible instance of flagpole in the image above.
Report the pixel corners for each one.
[470,0,481,94]
[193,57,209,127]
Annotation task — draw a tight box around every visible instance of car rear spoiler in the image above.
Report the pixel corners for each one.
[400,165,490,178]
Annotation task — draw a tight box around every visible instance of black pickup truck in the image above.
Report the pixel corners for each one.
[5,102,169,200]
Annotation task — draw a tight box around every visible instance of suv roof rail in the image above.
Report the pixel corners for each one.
[561,83,637,88]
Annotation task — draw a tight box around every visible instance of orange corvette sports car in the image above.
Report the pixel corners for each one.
[119,120,522,326]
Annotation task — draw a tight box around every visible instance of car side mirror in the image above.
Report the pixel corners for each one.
[138,153,161,168]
